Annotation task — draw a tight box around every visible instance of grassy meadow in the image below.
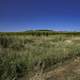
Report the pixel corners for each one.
[0,31,80,80]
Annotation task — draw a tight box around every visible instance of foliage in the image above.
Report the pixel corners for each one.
[0,33,80,80]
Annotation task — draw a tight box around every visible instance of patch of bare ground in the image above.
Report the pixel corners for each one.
[45,57,80,80]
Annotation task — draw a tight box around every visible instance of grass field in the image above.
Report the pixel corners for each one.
[0,31,80,80]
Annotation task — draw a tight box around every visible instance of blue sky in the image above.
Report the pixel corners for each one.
[0,0,80,32]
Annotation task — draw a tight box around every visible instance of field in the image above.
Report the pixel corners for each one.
[0,31,80,80]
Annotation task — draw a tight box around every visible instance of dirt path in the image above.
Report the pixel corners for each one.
[45,57,80,80]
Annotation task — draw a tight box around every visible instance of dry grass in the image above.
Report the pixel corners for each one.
[0,34,80,80]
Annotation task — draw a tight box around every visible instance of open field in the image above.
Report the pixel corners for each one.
[0,32,80,80]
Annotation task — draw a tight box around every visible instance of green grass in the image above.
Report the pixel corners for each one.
[0,33,80,80]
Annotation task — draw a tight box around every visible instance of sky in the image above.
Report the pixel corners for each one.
[0,0,80,32]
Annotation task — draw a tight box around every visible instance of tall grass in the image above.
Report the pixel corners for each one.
[0,34,80,80]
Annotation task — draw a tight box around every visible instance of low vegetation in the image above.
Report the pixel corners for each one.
[0,31,80,80]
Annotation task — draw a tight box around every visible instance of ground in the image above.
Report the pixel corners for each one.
[0,34,80,80]
[45,57,80,80]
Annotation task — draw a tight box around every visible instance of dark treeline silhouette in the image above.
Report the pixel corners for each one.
[0,30,80,36]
